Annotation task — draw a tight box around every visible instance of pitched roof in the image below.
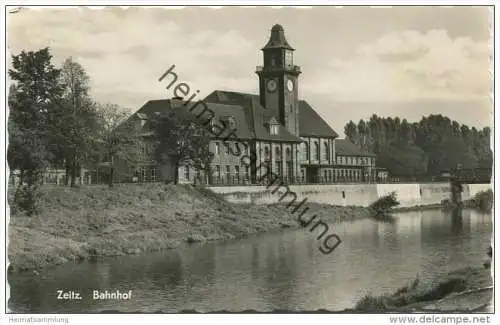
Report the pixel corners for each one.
[248,97,300,142]
[204,90,339,139]
[335,139,376,157]
[297,100,339,138]
[131,97,302,142]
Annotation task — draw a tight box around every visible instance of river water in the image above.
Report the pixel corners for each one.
[8,209,492,313]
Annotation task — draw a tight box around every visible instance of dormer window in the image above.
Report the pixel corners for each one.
[267,117,280,135]
[136,113,147,128]
[210,118,218,133]
[229,117,236,129]
[224,116,236,130]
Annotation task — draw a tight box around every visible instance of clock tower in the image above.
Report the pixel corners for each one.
[256,24,301,136]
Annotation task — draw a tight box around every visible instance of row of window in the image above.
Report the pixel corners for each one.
[334,169,364,179]
[182,165,251,181]
[295,169,365,182]
[296,169,367,182]
[135,166,157,181]
[183,166,202,181]
[301,141,330,161]
[138,165,382,183]
[212,142,373,168]
[336,156,374,166]
[261,146,293,161]
[213,165,251,179]
[140,163,374,183]
[213,142,250,156]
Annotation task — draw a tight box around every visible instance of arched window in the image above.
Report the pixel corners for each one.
[324,141,330,161]
[314,141,320,160]
[286,147,291,161]
[304,142,309,160]
[275,146,281,161]
[264,146,270,161]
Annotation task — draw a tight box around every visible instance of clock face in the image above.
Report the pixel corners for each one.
[287,79,294,92]
[267,79,277,92]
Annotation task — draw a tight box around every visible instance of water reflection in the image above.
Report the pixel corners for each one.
[251,243,260,281]
[9,209,492,313]
[262,236,298,310]
[451,208,464,235]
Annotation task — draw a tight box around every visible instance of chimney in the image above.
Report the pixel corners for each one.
[171,96,184,109]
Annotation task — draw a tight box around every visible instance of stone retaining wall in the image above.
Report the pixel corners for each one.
[208,183,491,207]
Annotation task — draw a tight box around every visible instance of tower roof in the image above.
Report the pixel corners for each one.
[262,24,294,50]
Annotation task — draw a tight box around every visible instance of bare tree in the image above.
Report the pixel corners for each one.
[57,57,98,186]
[153,109,213,184]
[95,103,139,187]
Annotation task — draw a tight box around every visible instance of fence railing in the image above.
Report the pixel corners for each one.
[9,173,490,188]
[195,176,449,186]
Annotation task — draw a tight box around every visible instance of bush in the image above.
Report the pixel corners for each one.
[12,185,41,216]
[368,192,400,222]
[369,192,400,212]
[354,294,388,312]
[465,189,493,213]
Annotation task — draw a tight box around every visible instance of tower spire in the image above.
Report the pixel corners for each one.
[262,24,294,50]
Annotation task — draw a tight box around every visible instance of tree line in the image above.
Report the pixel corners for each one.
[8,47,215,215]
[8,48,140,214]
[9,47,492,214]
[344,114,492,179]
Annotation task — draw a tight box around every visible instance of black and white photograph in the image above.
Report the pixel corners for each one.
[2,3,496,321]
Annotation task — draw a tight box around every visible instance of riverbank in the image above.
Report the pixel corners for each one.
[8,183,375,274]
[8,183,483,274]
[352,266,493,312]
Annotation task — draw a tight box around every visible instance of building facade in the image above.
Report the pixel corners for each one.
[124,24,382,185]
[334,139,387,183]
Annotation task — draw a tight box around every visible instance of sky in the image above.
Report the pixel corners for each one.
[7,6,493,136]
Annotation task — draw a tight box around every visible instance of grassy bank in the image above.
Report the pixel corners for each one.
[353,267,493,312]
[8,184,372,273]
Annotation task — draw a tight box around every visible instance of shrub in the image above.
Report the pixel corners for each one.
[12,184,42,216]
[368,192,400,222]
[465,189,493,213]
